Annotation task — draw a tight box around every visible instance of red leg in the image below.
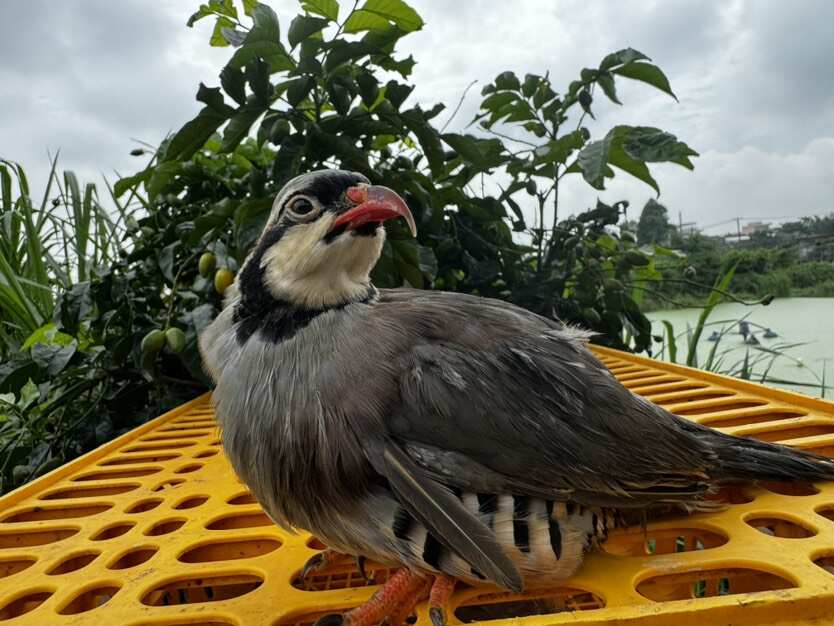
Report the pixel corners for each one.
[428,575,456,626]
[386,578,430,626]
[314,568,427,626]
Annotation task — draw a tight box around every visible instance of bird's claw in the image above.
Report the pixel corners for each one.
[429,606,446,626]
[356,555,371,582]
[301,552,328,581]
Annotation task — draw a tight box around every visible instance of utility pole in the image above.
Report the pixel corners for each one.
[736,217,742,243]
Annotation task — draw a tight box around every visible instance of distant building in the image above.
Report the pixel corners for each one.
[741,221,770,236]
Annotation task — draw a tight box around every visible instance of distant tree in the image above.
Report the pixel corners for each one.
[637,198,670,245]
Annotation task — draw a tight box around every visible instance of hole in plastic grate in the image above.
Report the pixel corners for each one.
[746,515,817,538]
[174,495,209,510]
[227,492,257,505]
[72,467,161,481]
[141,432,211,442]
[674,400,767,416]
[132,621,234,626]
[146,518,186,536]
[0,590,52,621]
[0,558,36,579]
[292,561,391,591]
[2,503,112,522]
[58,584,120,615]
[194,449,219,458]
[815,505,834,523]
[0,528,77,549]
[307,536,327,550]
[159,423,215,432]
[108,546,158,570]
[603,526,727,556]
[274,612,350,626]
[141,573,263,606]
[174,463,204,474]
[91,521,135,541]
[152,478,186,492]
[753,425,834,443]
[99,453,180,466]
[814,555,834,576]
[654,391,735,406]
[179,538,281,563]
[455,588,604,620]
[47,551,100,575]
[125,498,164,514]
[206,512,272,530]
[700,411,807,429]
[123,441,196,452]
[41,483,138,499]
[760,480,819,496]
[636,567,795,601]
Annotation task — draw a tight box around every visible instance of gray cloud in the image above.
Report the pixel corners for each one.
[1,0,832,235]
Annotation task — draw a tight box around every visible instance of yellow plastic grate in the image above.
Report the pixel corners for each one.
[2,346,834,625]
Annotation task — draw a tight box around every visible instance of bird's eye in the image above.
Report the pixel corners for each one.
[287,196,316,219]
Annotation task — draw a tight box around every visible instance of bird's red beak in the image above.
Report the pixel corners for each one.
[330,184,417,237]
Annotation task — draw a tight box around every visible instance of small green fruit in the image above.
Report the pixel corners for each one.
[141,329,166,355]
[625,251,650,267]
[198,252,217,278]
[165,328,186,354]
[214,268,234,295]
[525,180,537,195]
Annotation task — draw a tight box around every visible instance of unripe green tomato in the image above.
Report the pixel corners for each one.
[214,268,235,295]
[165,328,186,354]
[141,329,166,355]
[198,252,217,278]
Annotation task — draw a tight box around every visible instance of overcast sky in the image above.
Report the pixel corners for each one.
[2,1,833,234]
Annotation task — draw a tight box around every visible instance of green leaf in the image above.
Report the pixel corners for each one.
[302,0,339,20]
[31,341,77,376]
[522,73,539,98]
[343,10,390,33]
[221,105,266,152]
[220,65,246,105]
[196,83,234,115]
[288,15,329,49]
[286,76,314,105]
[228,4,292,71]
[21,323,74,350]
[533,130,586,165]
[596,72,620,104]
[210,16,235,47]
[113,167,151,197]
[355,0,423,32]
[494,71,520,91]
[356,72,379,106]
[613,62,677,100]
[441,134,505,170]
[400,109,444,176]
[480,91,517,113]
[19,379,38,409]
[622,126,698,168]
[599,47,650,71]
[242,0,259,16]
[221,27,247,46]
[576,132,613,189]
[245,58,271,105]
[147,161,183,199]
[164,107,229,162]
[187,4,212,27]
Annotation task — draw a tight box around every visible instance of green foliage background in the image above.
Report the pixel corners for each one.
[0,0,701,493]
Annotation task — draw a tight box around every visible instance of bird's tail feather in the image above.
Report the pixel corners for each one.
[685,421,834,483]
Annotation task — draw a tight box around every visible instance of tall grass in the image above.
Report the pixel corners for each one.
[0,158,125,354]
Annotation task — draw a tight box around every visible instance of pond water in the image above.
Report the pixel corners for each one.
[646,298,834,398]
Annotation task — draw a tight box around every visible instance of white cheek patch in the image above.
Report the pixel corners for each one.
[260,214,384,308]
